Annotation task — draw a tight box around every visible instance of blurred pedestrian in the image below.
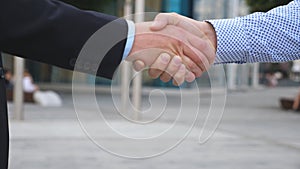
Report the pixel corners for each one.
[3,69,13,90]
[23,70,39,93]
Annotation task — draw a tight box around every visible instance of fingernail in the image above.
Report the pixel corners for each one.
[161,54,170,64]
[186,72,195,83]
[173,56,182,65]
[134,61,145,71]
[180,65,185,72]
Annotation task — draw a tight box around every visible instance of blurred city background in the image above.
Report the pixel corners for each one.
[2,0,300,169]
[3,0,299,89]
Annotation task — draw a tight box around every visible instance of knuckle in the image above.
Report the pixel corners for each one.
[170,12,178,17]
[156,13,164,19]
[186,61,197,72]
[197,40,208,50]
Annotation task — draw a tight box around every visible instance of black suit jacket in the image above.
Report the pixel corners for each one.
[0,57,9,169]
[0,0,129,168]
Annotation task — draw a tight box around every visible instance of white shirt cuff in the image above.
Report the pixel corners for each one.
[122,20,135,60]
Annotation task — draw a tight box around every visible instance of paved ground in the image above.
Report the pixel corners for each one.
[6,87,300,169]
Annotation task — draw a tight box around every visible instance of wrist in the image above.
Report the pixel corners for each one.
[122,20,136,60]
[199,21,217,51]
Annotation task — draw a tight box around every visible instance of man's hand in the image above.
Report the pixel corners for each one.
[151,13,217,50]
[127,21,216,85]
[131,14,217,85]
[132,53,195,85]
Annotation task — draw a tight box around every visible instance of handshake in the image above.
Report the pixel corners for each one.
[125,13,217,86]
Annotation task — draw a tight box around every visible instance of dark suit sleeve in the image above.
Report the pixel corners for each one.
[0,0,128,79]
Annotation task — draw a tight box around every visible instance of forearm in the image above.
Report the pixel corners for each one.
[0,0,128,79]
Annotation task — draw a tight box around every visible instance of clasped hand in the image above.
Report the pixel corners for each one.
[126,13,217,86]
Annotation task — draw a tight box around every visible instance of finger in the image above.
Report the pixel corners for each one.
[151,13,205,39]
[191,46,210,72]
[133,60,146,72]
[187,35,216,65]
[148,53,171,79]
[160,55,182,82]
[181,55,203,77]
[151,14,215,69]
[173,64,186,86]
[161,28,208,74]
[185,70,196,83]
[183,43,211,77]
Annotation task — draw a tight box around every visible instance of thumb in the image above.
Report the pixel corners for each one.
[150,13,171,31]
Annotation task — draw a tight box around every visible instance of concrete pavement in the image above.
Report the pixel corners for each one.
[7,87,300,169]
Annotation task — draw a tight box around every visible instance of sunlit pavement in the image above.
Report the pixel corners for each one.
[7,87,300,169]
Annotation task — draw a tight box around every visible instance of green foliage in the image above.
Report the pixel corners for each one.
[245,0,293,12]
